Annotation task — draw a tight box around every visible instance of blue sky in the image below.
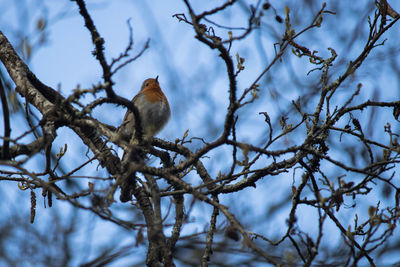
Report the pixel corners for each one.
[1,0,400,266]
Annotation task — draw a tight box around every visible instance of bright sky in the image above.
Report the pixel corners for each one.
[1,1,400,266]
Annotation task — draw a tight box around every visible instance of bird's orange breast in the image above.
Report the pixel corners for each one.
[142,86,169,105]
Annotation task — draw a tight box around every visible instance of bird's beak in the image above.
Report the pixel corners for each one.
[155,75,159,82]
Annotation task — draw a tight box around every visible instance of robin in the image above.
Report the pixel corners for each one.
[117,76,171,202]
[116,76,170,202]
[117,76,171,143]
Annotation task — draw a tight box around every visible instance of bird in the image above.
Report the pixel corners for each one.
[116,76,170,203]
[117,76,170,144]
